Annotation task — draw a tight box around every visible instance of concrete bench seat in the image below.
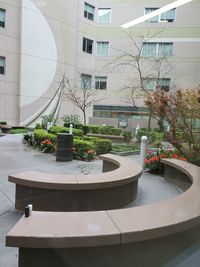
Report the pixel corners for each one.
[6,159,200,267]
[8,154,142,211]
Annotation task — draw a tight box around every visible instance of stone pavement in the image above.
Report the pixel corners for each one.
[0,134,197,267]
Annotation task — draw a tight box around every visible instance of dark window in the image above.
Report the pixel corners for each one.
[95,76,107,90]
[84,2,95,21]
[0,8,6,28]
[0,56,5,74]
[81,74,92,89]
[83,37,93,54]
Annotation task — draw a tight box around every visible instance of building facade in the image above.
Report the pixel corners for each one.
[0,0,200,126]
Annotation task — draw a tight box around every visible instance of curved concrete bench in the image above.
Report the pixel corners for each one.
[6,159,200,267]
[8,154,142,211]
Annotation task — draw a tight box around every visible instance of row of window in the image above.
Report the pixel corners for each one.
[84,2,176,24]
[145,8,176,23]
[83,38,109,56]
[81,73,170,92]
[81,74,107,90]
[84,3,111,23]
[0,8,5,28]
[83,37,173,57]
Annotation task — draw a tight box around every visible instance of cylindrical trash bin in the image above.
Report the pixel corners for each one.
[56,133,73,162]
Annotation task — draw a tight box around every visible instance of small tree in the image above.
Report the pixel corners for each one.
[61,74,97,125]
[145,87,200,165]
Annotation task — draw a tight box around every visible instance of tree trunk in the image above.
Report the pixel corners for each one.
[83,110,86,125]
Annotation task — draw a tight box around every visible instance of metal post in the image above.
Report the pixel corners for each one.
[69,124,73,134]
[140,136,148,168]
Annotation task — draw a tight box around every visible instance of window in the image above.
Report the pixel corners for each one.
[82,37,93,54]
[0,8,6,28]
[145,8,159,23]
[144,8,175,23]
[0,56,5,74]
[143,78,171,91]
[95,76,107,90]
[84,2,95,21]
[98,8,111,23]
[142,42,173,57]
[160,8,176,22]
[96,42,109,56]
[81,74,92,89]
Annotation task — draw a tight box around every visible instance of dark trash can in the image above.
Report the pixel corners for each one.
[56,133,73,162]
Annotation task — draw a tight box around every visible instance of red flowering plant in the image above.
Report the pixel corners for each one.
[39,139,55,153]
[83,149,95,161]
[144,148,187,172]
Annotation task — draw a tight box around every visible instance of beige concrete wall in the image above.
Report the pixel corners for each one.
[0,0,200,125]
[0,0,20,125]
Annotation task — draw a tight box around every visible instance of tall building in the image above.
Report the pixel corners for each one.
[0,0,200,127]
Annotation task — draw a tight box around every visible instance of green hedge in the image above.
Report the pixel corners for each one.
[34,129,56,145]
[10,128,28,134]
[82,125,132,141]
[48,125,83,137]
[83,136,112,155]
[73,139,95,160]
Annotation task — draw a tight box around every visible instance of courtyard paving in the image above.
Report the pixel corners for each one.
[0,134,197,267]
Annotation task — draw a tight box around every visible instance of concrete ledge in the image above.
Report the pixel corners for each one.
[6,159,200,266]
[86,133,125,143]
[8,154,142,211]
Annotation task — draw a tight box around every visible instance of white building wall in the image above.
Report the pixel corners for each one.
[0,0,200,125]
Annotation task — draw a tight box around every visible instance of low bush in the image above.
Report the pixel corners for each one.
[82,125,132,142]
[48,125,83,137]
[23,133,35,146]
[34,129,56,146]
[84,136,112,155]
[10,128,28,134]
[0,121,7,125]
[112,143,138,153]
[73,139,95,160]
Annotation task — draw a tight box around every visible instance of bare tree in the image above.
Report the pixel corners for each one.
[61,74,97,125]
[108,29,174,107]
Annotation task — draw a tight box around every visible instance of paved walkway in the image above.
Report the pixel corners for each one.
[0,134,184,267]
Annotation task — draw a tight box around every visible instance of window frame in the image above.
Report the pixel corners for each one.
[84,2,95,21]
[95,76,107,90]
[144,7,176,23]
[96,41,109,56]
[82,37,93,54]
[0,56,5,75]
[97,8,111,24]
[0,8,6,28]
[143,78,171,91]
[142,42,173,57]
[81,73,92,89]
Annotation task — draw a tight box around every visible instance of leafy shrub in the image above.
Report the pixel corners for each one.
[112,143,138,153]
[62,114,82,125]
[35,123,42,129]
[34,129,56,146]
[84,136,112,155]
[39,139,55,153]
[82,125,90,135]
[122,130,133,142]
[23,133,35,146]
[73,139,95,160]
[48,125,83,137]
[0,121,7,125]
[10,128,28,134]
[136,129,156,143]
[145,148,187,172]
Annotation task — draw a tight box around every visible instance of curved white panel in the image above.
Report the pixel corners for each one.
[20,0,57,107]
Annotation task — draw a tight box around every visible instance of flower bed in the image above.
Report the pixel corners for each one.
[144,148,187,173]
